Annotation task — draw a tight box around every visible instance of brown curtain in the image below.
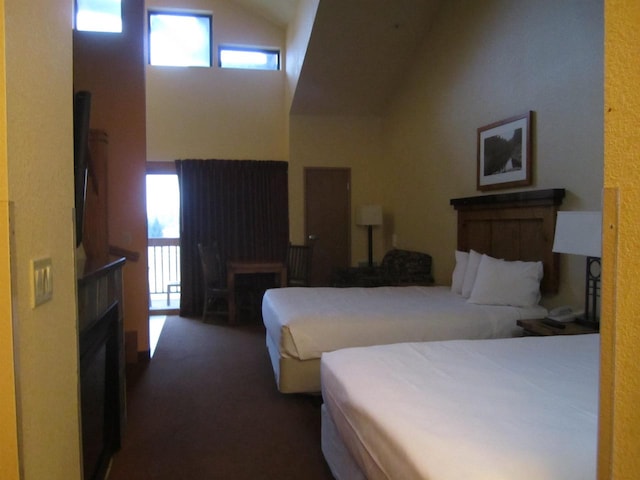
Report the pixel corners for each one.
[176,159,289,317]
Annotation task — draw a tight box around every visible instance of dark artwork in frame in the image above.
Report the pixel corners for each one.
[477,111,532,191]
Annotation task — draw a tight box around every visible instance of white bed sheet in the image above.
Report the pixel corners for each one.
[321,334,599,480]
[263,286,547,361]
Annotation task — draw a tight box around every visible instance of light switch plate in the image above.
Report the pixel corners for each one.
[32,258,53,307]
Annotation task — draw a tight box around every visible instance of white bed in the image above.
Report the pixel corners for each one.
[263,285,548,393]
[321,334,599,480]
[264,189,565,393]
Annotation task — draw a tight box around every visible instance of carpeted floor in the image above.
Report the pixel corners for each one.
[107,315,335,480]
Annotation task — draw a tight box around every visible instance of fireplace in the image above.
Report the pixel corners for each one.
[78,258,126,480]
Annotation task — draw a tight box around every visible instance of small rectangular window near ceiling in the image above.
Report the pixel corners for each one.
[219,46,280,71]
[149,12,212,67]
[75,0,122,33]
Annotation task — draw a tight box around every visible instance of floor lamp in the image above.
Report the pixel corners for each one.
[356,205,383,268]
[552,211,602,329]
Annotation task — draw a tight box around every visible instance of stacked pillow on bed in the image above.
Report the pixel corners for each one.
[451,250,543,307]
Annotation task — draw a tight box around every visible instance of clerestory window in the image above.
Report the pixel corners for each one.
[218,46,280,71]
[75,0,123,33]
[148,12,212,67]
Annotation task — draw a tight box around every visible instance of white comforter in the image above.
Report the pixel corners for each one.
[262,286,547,360]
[321,334,599,480]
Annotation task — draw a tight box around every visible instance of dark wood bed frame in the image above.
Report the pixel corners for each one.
[450,188,565,294]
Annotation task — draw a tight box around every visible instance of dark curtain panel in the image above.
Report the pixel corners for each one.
[176,159,289,317]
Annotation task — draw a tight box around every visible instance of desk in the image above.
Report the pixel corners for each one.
[227,260,287,325]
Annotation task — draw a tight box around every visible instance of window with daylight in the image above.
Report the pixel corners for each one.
[219,46,280,70]
[149,12,212,67]
[75,0,122,33]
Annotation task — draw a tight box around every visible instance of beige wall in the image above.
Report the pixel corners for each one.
[3,0,81,478]
[146,0,287,162]
[284,0,318,155]
[285,0,318,111]
[382,0,603,308]
[600,0,640,476]
[288,1,604,285]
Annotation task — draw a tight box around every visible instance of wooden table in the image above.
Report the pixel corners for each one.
[227,260,287,325]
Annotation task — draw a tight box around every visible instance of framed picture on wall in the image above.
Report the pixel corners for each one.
[477,111,532,191]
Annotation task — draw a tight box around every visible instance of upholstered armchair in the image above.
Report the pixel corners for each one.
[332,249,434,287]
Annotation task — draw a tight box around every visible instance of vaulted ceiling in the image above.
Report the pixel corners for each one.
[230,0,298,27]
[230,0,442,115]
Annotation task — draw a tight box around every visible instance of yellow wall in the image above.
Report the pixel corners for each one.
[0,197,19,480]
[3,0,81,478]
[600,0,640,476]
[146,0,287,162]
[0,1,20,477]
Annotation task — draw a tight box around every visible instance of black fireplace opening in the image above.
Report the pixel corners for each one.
[80,301,121,480]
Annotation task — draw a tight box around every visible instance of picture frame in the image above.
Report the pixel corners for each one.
[477,111,532,191]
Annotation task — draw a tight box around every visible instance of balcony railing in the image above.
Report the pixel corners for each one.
[148,237,180,309]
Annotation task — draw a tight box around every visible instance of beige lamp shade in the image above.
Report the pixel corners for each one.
[552,211,602,257]
[356,205,383,226]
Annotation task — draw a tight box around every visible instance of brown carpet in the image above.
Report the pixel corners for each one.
[107,315,334,480]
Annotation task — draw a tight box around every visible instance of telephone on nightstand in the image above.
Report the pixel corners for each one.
[543,306,584,328]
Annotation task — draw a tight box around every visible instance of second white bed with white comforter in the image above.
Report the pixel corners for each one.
[321,334,599,480]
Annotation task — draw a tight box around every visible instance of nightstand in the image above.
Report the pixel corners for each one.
[517,318,599,336]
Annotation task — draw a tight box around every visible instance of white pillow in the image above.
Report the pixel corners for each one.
[461,250,483,298]
[467,254,543,307]
[451,250,469,294]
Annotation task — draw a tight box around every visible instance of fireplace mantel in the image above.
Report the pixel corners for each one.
[78,257,126,480]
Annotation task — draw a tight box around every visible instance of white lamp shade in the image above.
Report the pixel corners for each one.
[552,211,602,257]
[356,205,383,226]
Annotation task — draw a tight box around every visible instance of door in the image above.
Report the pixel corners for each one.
[146,163,181,314]
[304,168,351,286]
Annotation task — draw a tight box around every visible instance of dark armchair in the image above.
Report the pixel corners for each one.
[198,242,229,322]
[332,249,434,287]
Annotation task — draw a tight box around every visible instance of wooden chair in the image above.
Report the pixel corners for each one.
[286,243,313,287]
[198,243,229,322]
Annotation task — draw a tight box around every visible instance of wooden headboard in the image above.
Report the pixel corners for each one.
[450,189,565,294]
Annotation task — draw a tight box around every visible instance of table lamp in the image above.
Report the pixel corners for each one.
[552,211,602,328]
[356,205,383,268]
